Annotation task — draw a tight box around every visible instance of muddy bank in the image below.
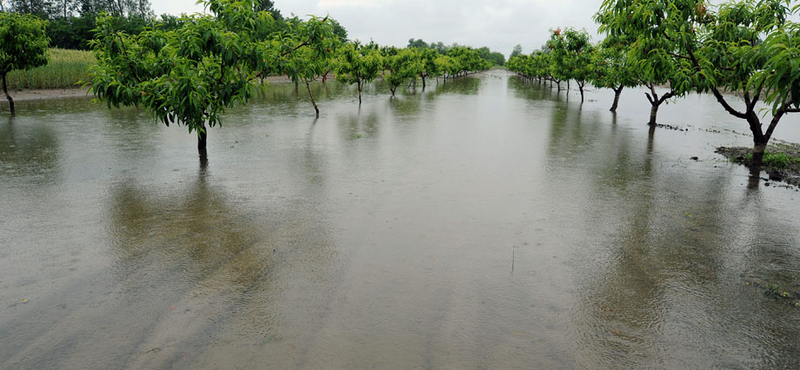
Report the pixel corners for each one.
[1,87,92,102]
[716,143,800,187]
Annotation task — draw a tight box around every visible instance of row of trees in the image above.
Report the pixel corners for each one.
[506,29,628,108]
[508,0,800,169]
[88,0,492,156]
[407,38,506,66]
[0,0,318,50]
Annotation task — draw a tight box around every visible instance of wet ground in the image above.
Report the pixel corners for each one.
[1,70,799,369]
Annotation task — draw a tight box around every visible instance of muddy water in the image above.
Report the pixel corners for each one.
[1,70,799,369]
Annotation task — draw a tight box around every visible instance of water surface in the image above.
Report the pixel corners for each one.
[2,70,799,369]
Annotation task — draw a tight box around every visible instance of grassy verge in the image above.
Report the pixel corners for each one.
[6,48,95,90]
[716,143,800,186]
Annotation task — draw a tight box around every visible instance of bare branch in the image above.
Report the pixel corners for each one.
[710,87,748,119]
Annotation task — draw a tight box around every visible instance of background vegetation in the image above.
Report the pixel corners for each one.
[6,48,95,90]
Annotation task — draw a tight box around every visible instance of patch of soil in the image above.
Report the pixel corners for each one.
[715,143,800,188]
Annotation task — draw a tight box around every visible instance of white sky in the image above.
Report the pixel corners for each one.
[150,0,604,57]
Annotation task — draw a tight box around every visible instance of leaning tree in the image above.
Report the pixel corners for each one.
[590,35,640,112]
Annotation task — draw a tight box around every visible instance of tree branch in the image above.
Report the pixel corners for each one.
[710,87,748,119]
[645,92,654,104]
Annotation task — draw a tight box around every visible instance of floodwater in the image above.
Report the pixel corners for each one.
[2,70,799,369]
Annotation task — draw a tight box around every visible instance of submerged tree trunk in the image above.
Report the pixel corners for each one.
[648,103,659,126]
[567,79,570,91]
[610,86,623,112]
[421,75,426,90]
[198,123,208,159]
[2,73,14,116]
[305,81,319,118]
[645,84,674,126]
[578,83,585,103]
[357,80,363,105]
[751,140,767,170]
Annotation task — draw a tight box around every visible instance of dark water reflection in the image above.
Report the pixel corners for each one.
[1,71,799,369]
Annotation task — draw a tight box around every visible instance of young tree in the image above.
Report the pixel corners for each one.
[590,35,640,112]
[546,28,569,91]
[595,2,696,125]
[90,0,281,157]
[280,15,338,118]
[0,12,49,116]
[598,0,797,166]
[561,28,594,102]
[335,41,383,104]
[384,48,423,96]
[417,47,441,89]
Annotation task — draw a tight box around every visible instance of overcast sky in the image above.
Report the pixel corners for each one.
[151,0,604,57]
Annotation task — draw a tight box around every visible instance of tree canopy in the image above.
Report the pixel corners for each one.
[89,0,336,155]
[0,12,50,115]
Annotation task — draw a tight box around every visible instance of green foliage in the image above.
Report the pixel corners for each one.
[447,46,490,75]
[595,0,697,94]
[510,44,523,59]
[7,48,94,89]
[741,150,799,168]
[408,38,429,49]
[91,0,340,136]
[763,151,799,168]
[46,14,149,50]
[754,6,800,114]
[335,41,384,101]
[0,12,50,77]
[0,11,50,114]
[506,49,553,82]
[384,47,424,96]
[590,35,639,90]
[281,15,338,85]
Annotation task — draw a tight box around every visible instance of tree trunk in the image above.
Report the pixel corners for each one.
[357,80,362,105]
[305,81,319,118]
[567,80,570,91]
[556,81,561,91]
[610,87,622,112]
[2,73,14,116]
[579,84,585,103]
[751,140,767,169]
[649,102,659,126]
[421,75,426,91]
[198,123,208,158]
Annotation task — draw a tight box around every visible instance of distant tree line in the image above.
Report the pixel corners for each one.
[0,0,338,50]
[407,38,506,66]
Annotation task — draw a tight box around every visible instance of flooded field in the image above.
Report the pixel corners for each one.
[1,70,799,369]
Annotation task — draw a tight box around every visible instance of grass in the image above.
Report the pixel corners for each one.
[6,48,95,90]
[742,151,800,168]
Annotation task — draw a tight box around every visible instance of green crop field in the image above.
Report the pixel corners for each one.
[6,48,95,90]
